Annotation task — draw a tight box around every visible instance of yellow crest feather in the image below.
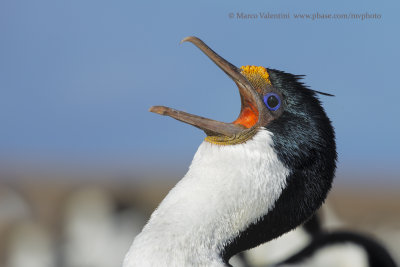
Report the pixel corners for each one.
[240,66,271,88]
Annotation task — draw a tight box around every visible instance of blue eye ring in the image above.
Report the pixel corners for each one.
[264,93,281,111]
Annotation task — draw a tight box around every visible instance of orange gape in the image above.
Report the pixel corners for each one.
[233,104,259,128]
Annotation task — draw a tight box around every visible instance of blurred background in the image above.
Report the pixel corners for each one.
[0,0,399,266]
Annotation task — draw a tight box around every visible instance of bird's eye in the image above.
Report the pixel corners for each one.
[264,93,281,111]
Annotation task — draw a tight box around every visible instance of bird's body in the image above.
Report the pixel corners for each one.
[124,36,336,267]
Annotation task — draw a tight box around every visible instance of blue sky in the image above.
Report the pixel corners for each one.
[0,0,399,181]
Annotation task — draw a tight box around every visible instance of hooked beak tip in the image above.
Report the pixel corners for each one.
[180,36,195,45]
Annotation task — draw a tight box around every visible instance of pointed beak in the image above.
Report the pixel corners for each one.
[149,36,265,137]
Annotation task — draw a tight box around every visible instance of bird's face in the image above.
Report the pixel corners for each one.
[150,37,332,154]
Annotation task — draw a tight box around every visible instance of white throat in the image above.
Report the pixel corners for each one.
[123,130,290,267]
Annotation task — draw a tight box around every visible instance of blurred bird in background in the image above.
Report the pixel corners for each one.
[238,205,397,267]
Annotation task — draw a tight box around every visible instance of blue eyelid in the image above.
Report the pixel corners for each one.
[264,93,281,111]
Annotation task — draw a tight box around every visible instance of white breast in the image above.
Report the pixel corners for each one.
[123,129,290,267]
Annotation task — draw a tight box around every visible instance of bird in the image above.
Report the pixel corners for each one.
[274,213,398,267]
[123,36,337,267]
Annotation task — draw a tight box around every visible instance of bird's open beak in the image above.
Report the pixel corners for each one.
[149,36,264,137]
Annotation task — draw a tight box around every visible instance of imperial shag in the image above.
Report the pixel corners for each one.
[274,213,397,267]
[123,36,337,267]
